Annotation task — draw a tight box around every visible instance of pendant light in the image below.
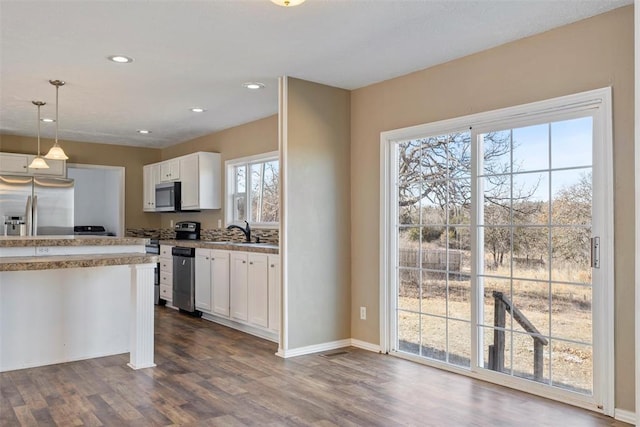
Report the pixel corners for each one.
[44,79,69,160]
[28,101,50,169]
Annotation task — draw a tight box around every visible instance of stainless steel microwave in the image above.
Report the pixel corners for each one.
[155,182,181,212]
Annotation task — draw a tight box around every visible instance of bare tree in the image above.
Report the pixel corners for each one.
[551,172,592,266]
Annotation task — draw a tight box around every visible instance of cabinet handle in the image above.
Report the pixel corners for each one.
[249,262,253,265]
[242,260,246,264]
[270,264,275,268]
[206,257,209,260]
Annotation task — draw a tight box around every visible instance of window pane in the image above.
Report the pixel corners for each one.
[512,123,549,172]
[551,117,593,169]
[236,165,246,193]
[234,194,246,222]
[248,160,279,224]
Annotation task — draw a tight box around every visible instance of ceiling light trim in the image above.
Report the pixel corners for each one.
[108,55,134,64]
[242,82,265,90]
[271,0,306,6]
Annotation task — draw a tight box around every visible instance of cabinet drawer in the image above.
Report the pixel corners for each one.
[160,271,173,286]
[160,245,173,257]
[160,257,173,272]
[160,284,172,301]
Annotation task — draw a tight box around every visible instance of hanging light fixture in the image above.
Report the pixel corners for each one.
[44,79,69,160]
[271,0,306,6]
[28,101,50,169]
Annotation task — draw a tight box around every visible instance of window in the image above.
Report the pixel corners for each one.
[226,151,279,227]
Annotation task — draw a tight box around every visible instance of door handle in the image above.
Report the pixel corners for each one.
[590,237,600,269]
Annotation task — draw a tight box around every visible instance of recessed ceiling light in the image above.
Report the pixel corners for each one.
[137,129,151,134]
[41,118,55,123]
[190,108,206,113]
[108,55,134,64]
[242,82,265,90]
[271,0,306,6]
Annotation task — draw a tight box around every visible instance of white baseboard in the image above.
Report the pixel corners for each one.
[614,408,636,425]
[275,338,382,358]
[276,339,351,358]
[350,339,381,353]
[200,312,278,343]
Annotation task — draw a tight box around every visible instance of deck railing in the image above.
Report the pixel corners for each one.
[488,291,549,381]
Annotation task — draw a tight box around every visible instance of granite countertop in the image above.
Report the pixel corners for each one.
[0,235,148,248]
[159,239,279,255]
[0,253,158,272]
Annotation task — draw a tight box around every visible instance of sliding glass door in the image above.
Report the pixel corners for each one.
[383,89,612,412]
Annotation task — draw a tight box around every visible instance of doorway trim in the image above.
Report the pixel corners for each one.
[380,87,614,414]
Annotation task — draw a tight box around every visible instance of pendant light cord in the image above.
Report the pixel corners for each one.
[54,83,59,145]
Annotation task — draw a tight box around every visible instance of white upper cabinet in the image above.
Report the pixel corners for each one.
[179,152,221,210]
[143,163,160,212]
[144,152,221,212]
[159,159,180,182]
[0,153,28,174]
[0,152,65,177]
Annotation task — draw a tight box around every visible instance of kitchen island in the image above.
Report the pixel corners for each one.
[0,236,157,372]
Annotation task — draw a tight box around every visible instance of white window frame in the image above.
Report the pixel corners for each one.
[225,151,279,228]
[380,87,614,414]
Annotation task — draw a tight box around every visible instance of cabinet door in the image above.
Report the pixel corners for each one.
[143,163,160,211]
[180,154,199,210]
[195,249,212,312]
[268,255,281,332]
[160,245,173,258]
[229,252,248,322]
[212,250,230,317]
[0,153,29,174]
[143,164,153,211]
[160,159,180,182]
[248,253,269,328]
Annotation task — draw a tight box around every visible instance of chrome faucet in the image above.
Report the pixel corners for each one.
[227,220,251,243]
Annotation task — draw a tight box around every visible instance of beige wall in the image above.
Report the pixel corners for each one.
[0,134,161,229]
[158,115,278,230]
[350,6,635,410]
[283,77,351,349]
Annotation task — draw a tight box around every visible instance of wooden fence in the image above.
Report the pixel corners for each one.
[399,248,461,272]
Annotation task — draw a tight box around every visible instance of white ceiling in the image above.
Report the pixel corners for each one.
[0,0,632,149]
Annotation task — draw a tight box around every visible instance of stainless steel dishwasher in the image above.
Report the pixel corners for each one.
[172,246,198,314]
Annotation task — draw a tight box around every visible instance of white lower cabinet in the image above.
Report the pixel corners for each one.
[195,249,279,335]
[247,253,269,328]
[267,255,280,332]
[195,249,212,312]
[211,251,230,317]
[230,252,249,322]
[195,248,230,315]
[159,245,173,302]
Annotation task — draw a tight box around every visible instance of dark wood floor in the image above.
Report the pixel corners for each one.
[1,307,631,426]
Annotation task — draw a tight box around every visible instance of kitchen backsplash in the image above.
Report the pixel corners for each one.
[126,227,279,244]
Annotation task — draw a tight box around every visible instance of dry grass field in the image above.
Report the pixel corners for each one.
[397,260,593,394]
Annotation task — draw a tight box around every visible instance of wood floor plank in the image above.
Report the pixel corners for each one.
[13,405,39,427]
[0,306,632,427]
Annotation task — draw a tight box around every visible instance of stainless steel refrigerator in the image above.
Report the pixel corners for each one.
[0,175,74,236]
